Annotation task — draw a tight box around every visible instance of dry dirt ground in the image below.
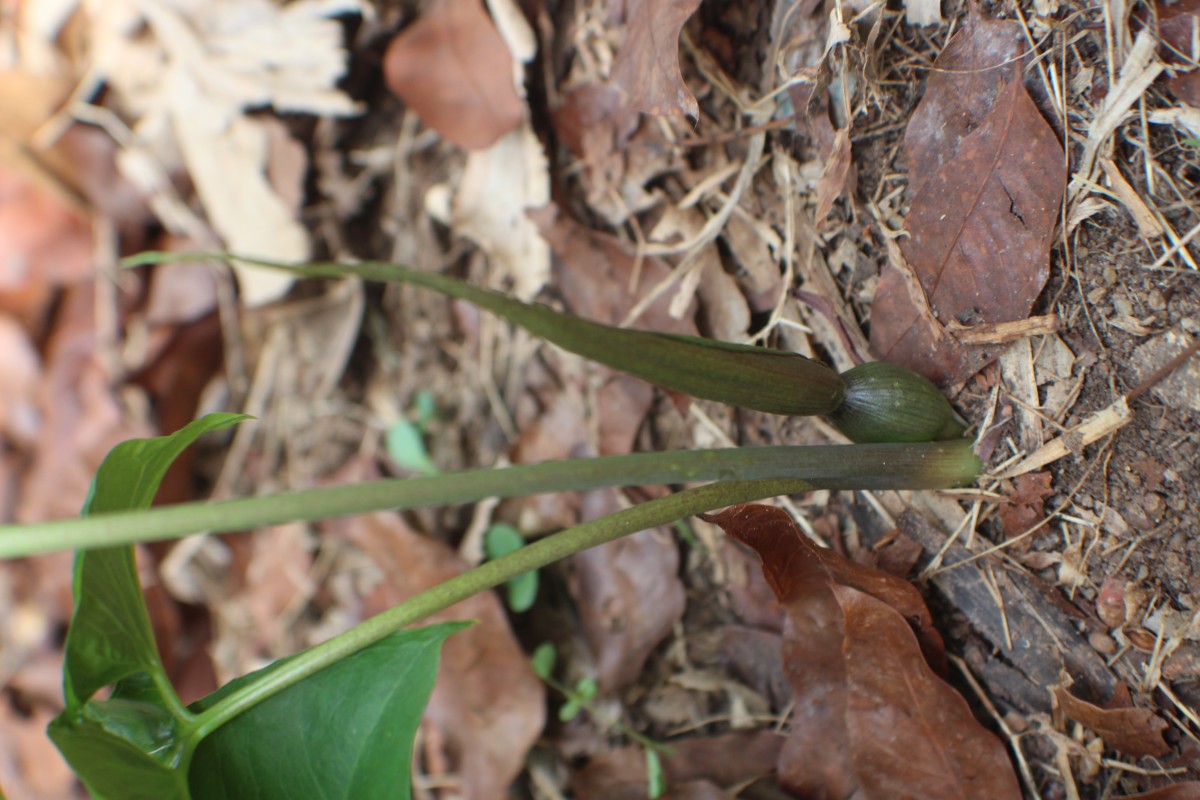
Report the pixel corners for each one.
[1,0,1199,797]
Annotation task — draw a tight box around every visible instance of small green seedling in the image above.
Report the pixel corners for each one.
[385,419,438,475]
[484,523,538,612]
[385,391,441,475]
[531,643,670,798]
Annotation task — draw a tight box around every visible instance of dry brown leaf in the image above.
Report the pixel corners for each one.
[1053,686,1172,757]
[998,471,1054,538]
[429,122,550,298]
[532,203,697,334]
[89,0,361,305]
[871,11,1065,386]
[1151,0,1200,104]
[703,504,1020,799]
[0,700,82,800]
[573,489,686,692]
[720,625,791,710]
[610,0,703,117]
[18,285,156,523]
[0,165,94,324]
[327,507,544,800]
[837,585,1022,800]
[814,126,852,223]
[0,316,42,448]
[383,0,524,150]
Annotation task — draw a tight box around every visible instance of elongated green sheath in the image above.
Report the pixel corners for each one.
[126,253,846,416]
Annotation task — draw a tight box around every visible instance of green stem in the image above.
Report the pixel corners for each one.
[123,251,846,416]
[186,478,814,743]
[0,443,979,558]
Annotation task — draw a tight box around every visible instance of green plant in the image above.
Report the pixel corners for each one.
[484,523,538,612]
[0,254,982,798]
[531,643,669,798]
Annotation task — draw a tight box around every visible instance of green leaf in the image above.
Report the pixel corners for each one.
[645,748,666,799]
[64,412,249,706]
[484,523,537,612]
[189,622,468,800]
[49,711,190,800]
[385,419,438,475]
[559,698,582,722]
[530,642,557,680]
[413,390,437,428]
[52,414,249,796]
[575,677,598,701]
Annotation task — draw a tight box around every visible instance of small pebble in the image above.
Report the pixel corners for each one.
[1113,295,1134,316]
[1142,493,1164,517]
[1103,264,1117,285]
[1148,287,1167,311]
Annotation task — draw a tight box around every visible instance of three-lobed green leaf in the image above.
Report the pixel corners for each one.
[52,412,467,800]
[53,413,250,798]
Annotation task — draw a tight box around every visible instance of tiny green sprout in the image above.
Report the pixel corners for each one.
[413,390,437,429]
[559,677,599,722]
[484,523,538,612]
[531,642,557,680]
[645,748,667,799]
[385,419,438,475]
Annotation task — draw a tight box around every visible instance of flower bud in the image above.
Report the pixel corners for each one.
[830,362,967,443]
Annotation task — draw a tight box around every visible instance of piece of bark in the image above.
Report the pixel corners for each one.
[900,510,1117,709]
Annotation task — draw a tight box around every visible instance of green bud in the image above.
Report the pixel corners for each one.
[830,362,967,444]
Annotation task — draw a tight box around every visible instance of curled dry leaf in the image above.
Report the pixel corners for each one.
[702,504,1021,799]
[610,0,703,117]
[871,11,1065,386]
[1053,686,1172,757]
[384,0,525,150]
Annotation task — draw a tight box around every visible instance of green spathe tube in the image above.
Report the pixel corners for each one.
[124,253,971,441]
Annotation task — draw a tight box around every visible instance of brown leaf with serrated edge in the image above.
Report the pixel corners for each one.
[382,0,524,150]
[837,585,1021,799]
[610,0,703,117]
[871,11,1064,386]
[703,504,1020,799]
[1053,686,1171,757]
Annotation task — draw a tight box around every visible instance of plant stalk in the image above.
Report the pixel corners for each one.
[0,443,980,558]
[186,478,815,743]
